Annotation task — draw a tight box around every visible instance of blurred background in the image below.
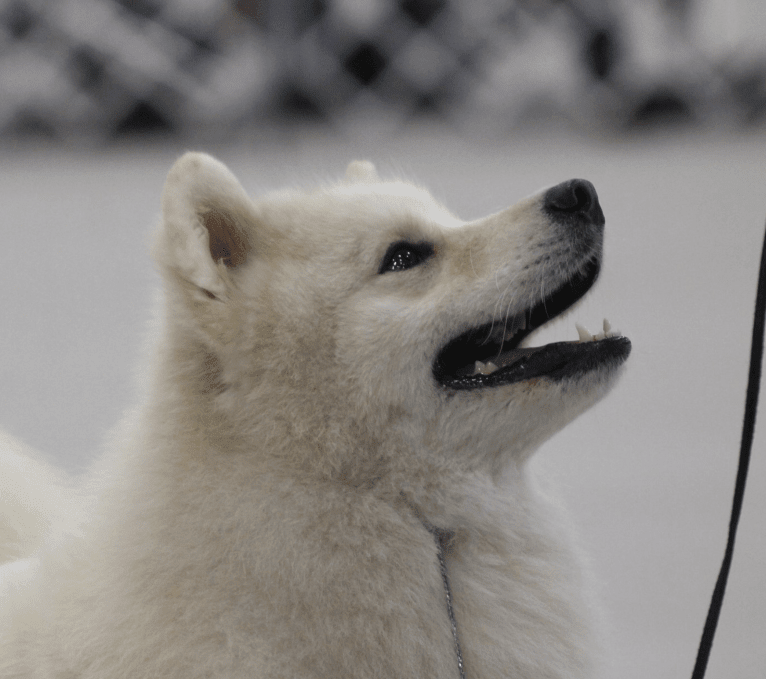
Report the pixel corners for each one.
[1,0,766,138]
[1,1,766,678]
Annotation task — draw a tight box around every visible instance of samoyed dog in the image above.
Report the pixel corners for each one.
[0,153,630,678]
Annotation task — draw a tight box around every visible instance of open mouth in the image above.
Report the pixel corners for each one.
[433,258,631,390]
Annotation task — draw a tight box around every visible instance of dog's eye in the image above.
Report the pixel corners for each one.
[379,241,434,274]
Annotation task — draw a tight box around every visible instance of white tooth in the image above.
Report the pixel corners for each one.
[607,328,621,338]
[473,361,485,376]
[594,332,605,341]
[603,318,611,335]
[482,361,499,375]
[576,323,592,342]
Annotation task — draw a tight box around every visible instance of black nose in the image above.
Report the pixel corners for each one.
[543,179,604,226]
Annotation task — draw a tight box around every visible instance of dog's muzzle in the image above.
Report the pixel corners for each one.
[433,178,631,390]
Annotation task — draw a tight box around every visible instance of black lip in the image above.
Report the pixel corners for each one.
[437,336,632,389]
[433,257,631,390]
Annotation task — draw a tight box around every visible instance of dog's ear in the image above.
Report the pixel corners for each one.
[155,152,254,299]
[345,160,379,183]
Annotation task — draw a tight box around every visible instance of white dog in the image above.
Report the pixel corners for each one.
[0,154,630,678]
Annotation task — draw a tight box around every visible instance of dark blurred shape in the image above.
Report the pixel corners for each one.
[344,42,388,86]
[585,26,618,81]
[114,100,174,135]
[114,0,161,20]
[68,46,107,91]
[235,0,267,27]
[662,0,692,24]
[2,0,36,39]
[414,92,440,113]
[727,63,766,125]
[273,82,326,122]
[298,0,327,31]
[630,86,694,127]
[6,108,56,138]
[178,31,217,58]
[400,0,446,27]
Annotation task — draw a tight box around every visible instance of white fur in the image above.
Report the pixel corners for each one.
[0,153,624,678]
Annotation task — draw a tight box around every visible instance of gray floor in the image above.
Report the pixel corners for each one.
[2,126,765,678]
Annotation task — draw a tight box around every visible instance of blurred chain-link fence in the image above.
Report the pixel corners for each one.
[1,0,765,141]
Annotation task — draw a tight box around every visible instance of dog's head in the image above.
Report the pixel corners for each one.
[154,153,629,477]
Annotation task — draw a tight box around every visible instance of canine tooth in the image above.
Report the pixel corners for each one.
[473,361,486,375]
[602,318,622,338]
[575,323,592,342]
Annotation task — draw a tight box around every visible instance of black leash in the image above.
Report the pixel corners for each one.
[690,220,766,679]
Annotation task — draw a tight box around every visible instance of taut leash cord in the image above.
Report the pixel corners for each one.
[690,220,766,679]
